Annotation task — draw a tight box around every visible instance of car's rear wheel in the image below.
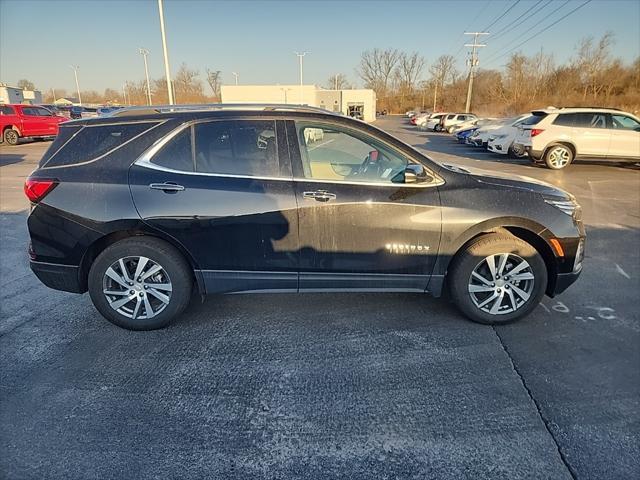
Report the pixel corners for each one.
[3,128,19,145]
[88,237,192,330]
[449,233,547,325]
[544,144,573,169]
[509,143,527,158]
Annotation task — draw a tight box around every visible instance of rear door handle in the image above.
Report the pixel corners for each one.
[303,190,336,202]
[149,182,185,193]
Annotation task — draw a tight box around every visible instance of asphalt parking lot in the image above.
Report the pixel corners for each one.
[1,117,638,479]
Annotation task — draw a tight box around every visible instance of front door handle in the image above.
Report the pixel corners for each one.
[303,190,336,202]
[149,182,185,193]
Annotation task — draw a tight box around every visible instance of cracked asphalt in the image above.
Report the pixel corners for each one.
[1,117,638,479]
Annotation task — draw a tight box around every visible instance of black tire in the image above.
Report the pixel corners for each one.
[434,124,442,132]
[449,233,547,325]
[3,128,19,145]
[543,144,574,170]
[88,237,193,330]
[508,143,527,158]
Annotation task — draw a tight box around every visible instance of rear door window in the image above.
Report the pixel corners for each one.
[22,107,40,116]
[194,120,280,177]
[151,128,194,172]
[572,112,607,129]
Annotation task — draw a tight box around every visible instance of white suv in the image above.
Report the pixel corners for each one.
[515,108,640,169]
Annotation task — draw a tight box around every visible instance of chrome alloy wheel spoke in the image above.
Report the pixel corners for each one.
[102,256,172,320]
[468,253,535,315]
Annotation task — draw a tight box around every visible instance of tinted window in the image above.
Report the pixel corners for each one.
[0,106,15,115]
[22,107,40,116]
[296,122,408,183]
[573,112,607,129]
[611,114,640,130]
[39,124,83,167]
[521,113,547,126]
[194,120,279,177]
[151,128,193,172]
[35,107,53,116]
[552,113,577,127]
[44,122,158,167]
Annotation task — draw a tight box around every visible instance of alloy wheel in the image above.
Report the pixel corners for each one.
[102,256,172,319]
[468,253,535,315]
[547,146,571,168]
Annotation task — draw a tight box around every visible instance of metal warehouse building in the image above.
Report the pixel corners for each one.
[221,85,377,122]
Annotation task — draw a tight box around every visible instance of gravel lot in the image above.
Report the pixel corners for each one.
[1,117,638,479]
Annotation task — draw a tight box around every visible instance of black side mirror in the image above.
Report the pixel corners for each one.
[404,164,432,184]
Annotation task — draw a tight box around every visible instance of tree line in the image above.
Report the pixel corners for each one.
[37,32,638,115]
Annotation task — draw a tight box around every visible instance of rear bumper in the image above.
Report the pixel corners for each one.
[30,260,83,293]
[525,147,543,161]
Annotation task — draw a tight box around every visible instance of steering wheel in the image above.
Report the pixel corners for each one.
[356,150,382,178]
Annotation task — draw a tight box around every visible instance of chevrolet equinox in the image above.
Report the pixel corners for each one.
[25,105,585,330]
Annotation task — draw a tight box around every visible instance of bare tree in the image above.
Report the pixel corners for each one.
[574,32,615,100]
[358,48,401,93]
[173,63,206,103]
[326,73,351,90]
[206,69,222,100]
[396,52,425,91]
[429,55,457,110]
[17,79,35,90]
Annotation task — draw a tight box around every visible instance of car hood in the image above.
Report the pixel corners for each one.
[442,164,572,199]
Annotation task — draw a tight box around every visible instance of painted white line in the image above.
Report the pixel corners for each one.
[615,264,631,279]
[308,139,335,151]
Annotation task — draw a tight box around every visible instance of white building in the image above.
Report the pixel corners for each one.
[0,84,43,104]
[221,85,377,122]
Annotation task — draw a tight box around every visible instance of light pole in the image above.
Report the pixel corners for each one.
[280,87,293,104]
[122,83,128,105]
[294,51,307,104]
[157,0,174,104]
[69,65,81,105]
[139,48,152,105]
[232,72,239,85]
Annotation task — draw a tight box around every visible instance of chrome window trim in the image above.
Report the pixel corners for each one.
[41,120,166,170]
[136,120,444,188]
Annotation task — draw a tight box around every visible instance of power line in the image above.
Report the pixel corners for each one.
[490,0,554,43]
[484,0,571,63]
[481,0,521,32]
[451,0,493,57]
[485,0,592,65]
[491,0,546,39]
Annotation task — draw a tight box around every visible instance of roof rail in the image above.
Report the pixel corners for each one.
[559,106,623,111]
[107,103,341,118]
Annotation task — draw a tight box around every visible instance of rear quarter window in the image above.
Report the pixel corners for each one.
[42,121,159,167]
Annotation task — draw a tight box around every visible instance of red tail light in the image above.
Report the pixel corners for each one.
[530,128,545,137]
[24,178,58,203]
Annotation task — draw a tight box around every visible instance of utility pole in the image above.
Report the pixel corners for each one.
[464,32,488,113]
[432,67,441,112]
[69,65,81,105]
[51,88,56,102]
[334,74,338,90]
[139,48,152,105]
[157,0,174,104]
[122,83,128,105]
[294,51,307,104]
[232,72,239,85]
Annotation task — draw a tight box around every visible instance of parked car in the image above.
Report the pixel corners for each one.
[440,113,477,133]
[468,115,529,147]
[422,113,449,131]
[413,112,431,127]
[514,107,640,169]
[0,104,67,145]
[487,115,534,158]
[70,106,98,120]
[455,126,479,143]
[25,104,585,330]
[38,104,63,116]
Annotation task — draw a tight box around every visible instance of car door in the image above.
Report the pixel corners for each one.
[129,118,300,293]
[608,113,640,159]
[287,119,442,291]
[571,112,611,157]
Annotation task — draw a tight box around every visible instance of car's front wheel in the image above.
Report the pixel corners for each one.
[449,233,547,325]
[88,237,193,330]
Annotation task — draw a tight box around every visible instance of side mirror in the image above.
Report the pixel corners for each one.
[404,164,431,184]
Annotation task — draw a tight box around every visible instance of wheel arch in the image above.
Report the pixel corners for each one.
[433,218,559,297]
[2,124,21,135]
[77,228,205,294]
[544,140,577,158]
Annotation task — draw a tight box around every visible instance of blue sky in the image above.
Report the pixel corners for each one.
[1,0,638,93]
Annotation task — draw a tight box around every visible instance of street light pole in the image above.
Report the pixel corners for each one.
[294,51,307,104]
[157,0,174,104]
[232,72,239,85]
[139,48,152,105]
[69,65,81,105]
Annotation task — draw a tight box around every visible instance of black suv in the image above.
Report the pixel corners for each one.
[25,105,585,330]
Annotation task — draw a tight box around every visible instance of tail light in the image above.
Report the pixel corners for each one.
[24,178,58,203]
[530,128,545,137]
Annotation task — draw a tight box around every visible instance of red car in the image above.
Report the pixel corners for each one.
[0,104,67,145]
